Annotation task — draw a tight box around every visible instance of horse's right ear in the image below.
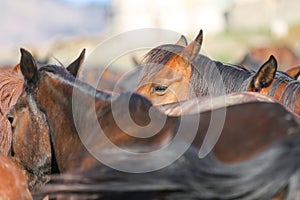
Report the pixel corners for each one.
[66,48,85,77]
[250,55,277,91]
[20,48,39,84]
[180,29,203,61]
[175,35,188,47]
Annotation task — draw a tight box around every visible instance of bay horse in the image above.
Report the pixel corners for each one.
[135,30,300,116]
[8,49,86,190]
[9,48,300,199]
[0,64,23,155]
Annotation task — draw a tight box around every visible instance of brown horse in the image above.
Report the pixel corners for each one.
[33,99,300,199]
[80,55,143,93]
[286,65,300,80]
[0,64,23,155]
[10,48,300,199]
[135,30,300,116]
[7,49,86,190]
[240,45,300,71]
[0,153,32,199]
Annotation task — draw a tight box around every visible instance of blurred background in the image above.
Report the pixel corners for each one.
[1,0,300,72]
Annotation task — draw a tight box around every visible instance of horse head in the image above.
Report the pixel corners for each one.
[8,48,85,189]
[136,30,203,105]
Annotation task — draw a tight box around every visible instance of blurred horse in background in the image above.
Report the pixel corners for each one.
[80,55,142,93]
[240,45,300,71]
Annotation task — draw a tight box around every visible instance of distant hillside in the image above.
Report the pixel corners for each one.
[0,0,107,48]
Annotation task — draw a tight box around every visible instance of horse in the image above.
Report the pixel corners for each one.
[9,48,300,199]
[9,48,176,175]
[32,99,300,199]
[0,153,32,199]
[33,127,300,200]
[135,30,300,116]
[286,65,300,80]
[7,49,86,190]
[0,64,23,155]
[239,44,300,71]
[80,55,143,93]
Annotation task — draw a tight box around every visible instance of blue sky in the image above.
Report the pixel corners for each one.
[63,0,109,4]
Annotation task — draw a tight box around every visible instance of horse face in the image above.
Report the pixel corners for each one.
[9,48,86,181]
[136,30,203,105]
[8,91,51,189]
[136,55,192,105]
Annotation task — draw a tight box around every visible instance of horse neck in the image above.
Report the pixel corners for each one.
[272,79,300,116]
[37,75,111,172]
[192,56,253,96]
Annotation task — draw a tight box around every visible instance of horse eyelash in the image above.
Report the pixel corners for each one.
[152,85,168,94]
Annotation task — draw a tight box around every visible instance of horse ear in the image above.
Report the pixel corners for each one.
[251,55,277,91]
[286,66,300,80]
[180,29,203,61]
[13,64,21,73]
[175,35,188,47]
[66,49,85,77]
[20,48,39,84]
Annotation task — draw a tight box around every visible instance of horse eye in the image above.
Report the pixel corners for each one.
[6,113,14,124]
[153,85,168,94]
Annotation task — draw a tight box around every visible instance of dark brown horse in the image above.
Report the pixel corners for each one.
[135,30,300,116]
[0,64,23,155]
[33,98,300,200]
[10,48,300,199]
[8,49,86,190]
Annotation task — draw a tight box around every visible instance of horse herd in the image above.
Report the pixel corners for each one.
[2,29,300,199]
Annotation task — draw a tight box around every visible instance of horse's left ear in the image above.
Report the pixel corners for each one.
[180,29,203,61]
[251,55,277,91]
[66,49,85,77]
[20,48,39,85]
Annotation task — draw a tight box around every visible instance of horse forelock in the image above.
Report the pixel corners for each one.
[138,44,184,85]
